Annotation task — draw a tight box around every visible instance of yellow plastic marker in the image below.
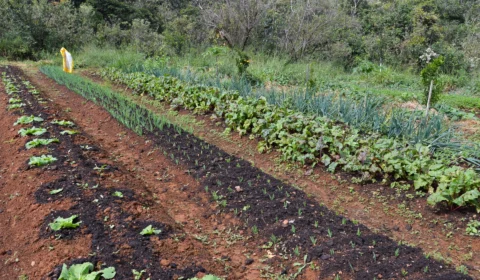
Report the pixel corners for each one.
[60,47,74,73]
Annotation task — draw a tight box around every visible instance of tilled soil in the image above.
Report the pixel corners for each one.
[0,65,473,279]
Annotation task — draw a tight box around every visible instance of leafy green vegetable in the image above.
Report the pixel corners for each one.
[28,155,57,166]
[466,220,480,236]
[18,127,47,137]
[8,103,25,110]
[25,138,59,149]
[49,188,63,195]
[61,130,79,135]
[52,120,75,127]
[140,225,161,236]
[58,262,115,280]
[49,215,81,231]
[112,191,123,198]
[14,115,44,125]
[9,97,22,104]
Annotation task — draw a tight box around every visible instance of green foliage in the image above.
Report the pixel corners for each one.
[112,191,123,198]
[29,155,57,166]
[100,67,480,211]
[49,215,81,231]
[18,127,47,137]
[25,138,59,149]
[465,220,480,236]
[140,225,161,236]
[58,262,115,280]
[52,120,75,127]
[61,130,80,135]
[8,103,25,110]
[421,56,445,105]
[49,188,63,195]
[14,115,44,126]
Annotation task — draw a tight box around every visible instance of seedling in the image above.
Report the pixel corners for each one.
[14,115,43,125]
[58,262,115,280]
[327,228,333,238]
[112,191,123,198]
[140,225,161,236]
[294,246,300,256]
[51,120,75,127]
[310,236,317,245]
[49,215,81,231]
[270,234,279,244]
[132,269,146,280]
[9,97,22,104]
[49,189,63,195]
[314,221,319,228]
[8,103,25,110]
[291,225,296,234]
[60,130,79,135]
[251,225,258,235]
[357,228,361,237]
[395,248,400,257]
[29,155,57,167]
[18,127,47,137]
[25,138,59,149]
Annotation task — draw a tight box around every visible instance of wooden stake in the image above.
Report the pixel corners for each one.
[425,80,434,119]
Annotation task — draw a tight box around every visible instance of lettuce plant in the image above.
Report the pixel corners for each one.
[18,127,47,137]
[49,215,81,231]
[14,115,44,125]
[52,120,75,127]
[29,155,57,166]
[59,262,115,280]
[26,138,59,149]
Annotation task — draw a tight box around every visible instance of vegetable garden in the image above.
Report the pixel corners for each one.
[0,64,478,279]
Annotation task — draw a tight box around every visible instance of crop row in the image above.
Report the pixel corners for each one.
[97,67,480,212]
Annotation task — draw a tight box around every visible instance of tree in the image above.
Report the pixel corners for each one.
[199,0,274,50]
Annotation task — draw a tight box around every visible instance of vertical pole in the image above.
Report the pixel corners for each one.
[425,80,434,119]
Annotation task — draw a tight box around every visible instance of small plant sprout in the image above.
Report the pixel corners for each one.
[14,115,43,125]
[18,127,47,137]
[284,201,288,209]
[342,218,347,225]
[270,234,279,244]
[140,225,161,236]
[298,209,303,216]
[294,246,300,256]
[49,215,81,231]
[310,236,317,245]
[269,193,275,200]
[291,225,296,234]
[314,221,319,228]
[357,228,361,237]
[132,269,146,280]
[49,188,63,195]
[60,130,79,135]
[51,120,75,127]
[251,225,258,235]
[327,228,333,238]
[112,191,123,198]
[29,155,57,167]
[395,248,400,257]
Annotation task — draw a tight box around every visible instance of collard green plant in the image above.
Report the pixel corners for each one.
[18,127,47,137]
[58,262,115,280]
[29,155,57,166]
[25,138,59,149]
[14,115,44,125]
[49,215,81,231]
[466,220,480,236]
[8,103,25,110]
